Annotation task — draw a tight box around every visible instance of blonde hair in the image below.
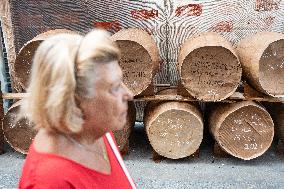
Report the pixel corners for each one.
[20,29,120,134]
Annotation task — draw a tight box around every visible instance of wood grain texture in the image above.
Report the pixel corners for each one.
[236,32,284,97]
[178,32,242,101]
[209,101,274,160]
[15,29,78,89]
[0,0,21,92]
[2,100,37,154]
[144,101,203,159]
[111,28,161,96]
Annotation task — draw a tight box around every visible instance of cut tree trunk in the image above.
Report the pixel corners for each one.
[2,100,37,154]
[144,97,203,159]
[236,32,284,97]
[14,29,78,90]
[209,101,274,160]
[111,28,161,96]
[178,32,242,101]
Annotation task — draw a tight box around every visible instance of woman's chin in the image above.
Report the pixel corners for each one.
[120,122,127,130]
[115,119,127,131]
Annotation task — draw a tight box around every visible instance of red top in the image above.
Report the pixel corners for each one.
[19,133,134,189]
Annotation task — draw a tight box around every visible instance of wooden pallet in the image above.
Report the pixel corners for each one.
[133,82,284,104]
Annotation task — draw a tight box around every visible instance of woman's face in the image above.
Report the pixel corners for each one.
[80,61,133,134]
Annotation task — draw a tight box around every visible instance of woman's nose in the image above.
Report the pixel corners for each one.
[122,83,134,101]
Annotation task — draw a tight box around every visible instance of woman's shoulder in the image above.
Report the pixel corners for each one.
[20,172,76,189]
[20,145,85,188]
[28,144,86,175]
[34,152,81,174]
[22,145,86,182]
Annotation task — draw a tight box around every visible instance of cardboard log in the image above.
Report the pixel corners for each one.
[209,101,274,160]
[111,28,161,96]
[144,98,203,159]
[14,29,78,90]
[178,32,242,101]
[236,32,284,97]
[2,100,37,154]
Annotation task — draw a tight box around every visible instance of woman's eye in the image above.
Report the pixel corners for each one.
[111,84,121,93]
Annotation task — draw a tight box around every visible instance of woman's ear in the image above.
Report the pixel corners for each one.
[74,93,84,111]
[74,94,87,121]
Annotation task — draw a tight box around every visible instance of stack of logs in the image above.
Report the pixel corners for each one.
[1,29,284,161]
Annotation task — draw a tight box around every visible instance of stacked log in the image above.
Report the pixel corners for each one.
[178,32,242,101]
[14,29,78,90]
[1,100,136,155]
[2,100,37,154]
[209,101,274,160]
[144,89,203,159]
[111,28,161,96]
[236,32,284,97]
[113,102,136,154]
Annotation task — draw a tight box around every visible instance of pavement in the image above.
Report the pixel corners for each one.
[1,122,284,189]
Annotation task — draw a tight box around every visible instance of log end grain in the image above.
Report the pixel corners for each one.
[116,40,154,96]
[2,101,37,154]
[145,102,203,159]
[216,104,274,160]
[180,46,242,101]
[14,29,78,90]
[111,28,160,70]
[236,32,284,97]
[259,39,284,97]
[15,41,42,89]
[112,28,161,96]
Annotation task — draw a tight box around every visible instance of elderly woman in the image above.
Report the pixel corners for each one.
[19,30,136,188]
